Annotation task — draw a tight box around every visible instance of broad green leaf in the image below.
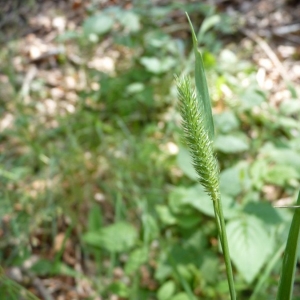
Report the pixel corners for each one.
[243,202,282,225]
[278,116,300,130]
[125,247,148,275]
[227,215,274,283]
[118,11,140,32]
[214,111,239,133]
[215,135,249,153]
[144,31,179,54]
[30,260,79,277]
[157,280,176,300]
[280,99,300,116]
[239,88,266,109]
[219,49,238,66]
[218,49,251,73]
[52,262,79,277]
[126,82,145,94]
[177,147,198,181]
[155,260,172,282]
[168,244,201,267]
[156,205,177,225]
[251,243,286,300]
[176,213,201,228]
[262,146,300,176]
[250,159,269,189]
[108,281,129,298]
[220,167,242,197]
[220,163,251,196]
[145,31,170,48]
[149,6,172,18]
[176,264,193,282]
[172,185,240,219]
[186,14,214,140]
[83,13,113,36]
[82,222,138,253]
[200,252,219,283]
[168,187,195,215]
[265,165,299,186]
[185,229,207,251]
[140,56,176,74]
[31,259,56,276]
[171,292,191,300]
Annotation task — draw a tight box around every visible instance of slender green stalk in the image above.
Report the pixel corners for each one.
[177,77,236,300]
[214,199,236,300]
[276,190,300,300]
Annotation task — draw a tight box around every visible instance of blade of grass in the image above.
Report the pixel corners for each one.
[276,190,300,300]
[0,266,40,300]
[186,13,214,141]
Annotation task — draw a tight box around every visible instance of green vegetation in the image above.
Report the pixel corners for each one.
[276,190,300,300]
[178,14,300,300]
[0,2,300,299]
[176,15,235,299]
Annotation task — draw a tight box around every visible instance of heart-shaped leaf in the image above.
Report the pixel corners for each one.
[227,215,275,283]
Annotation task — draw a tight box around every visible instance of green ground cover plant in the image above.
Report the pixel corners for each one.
[0,2,300,299]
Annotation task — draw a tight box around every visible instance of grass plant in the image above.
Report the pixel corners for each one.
[176,14,236,300]
[177,13,300,300]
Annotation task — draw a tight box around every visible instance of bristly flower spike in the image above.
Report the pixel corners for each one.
[176,76,220,202]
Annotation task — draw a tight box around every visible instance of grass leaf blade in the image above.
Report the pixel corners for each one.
[186,13,214,140]
[276,190,300,300]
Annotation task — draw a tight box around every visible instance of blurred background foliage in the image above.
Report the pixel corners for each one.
[0,0,300,299]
